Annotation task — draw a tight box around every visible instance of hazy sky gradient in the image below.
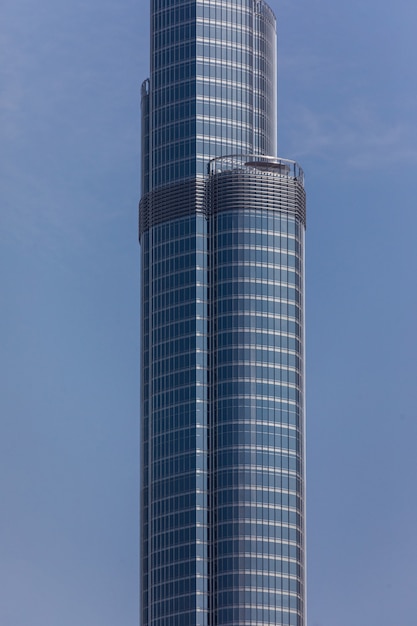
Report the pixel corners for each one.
[1,0,417,624]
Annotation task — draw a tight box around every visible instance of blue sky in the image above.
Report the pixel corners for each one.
[1,0,417,624]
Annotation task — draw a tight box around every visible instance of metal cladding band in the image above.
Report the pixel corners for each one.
[139,178,206,239]
[139,156,306,238]
[208,155,306,226]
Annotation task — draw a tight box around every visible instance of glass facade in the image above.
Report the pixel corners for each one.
[140,3,306,626]
[142,0,276,194]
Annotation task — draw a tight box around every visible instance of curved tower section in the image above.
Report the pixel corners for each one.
[208,156,306,626]
[139,3,306,626]
[140,0,277,231]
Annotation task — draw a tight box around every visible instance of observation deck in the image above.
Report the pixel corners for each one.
[208,155,304,187]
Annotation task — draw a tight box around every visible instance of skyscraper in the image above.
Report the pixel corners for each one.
[139,1,306,625]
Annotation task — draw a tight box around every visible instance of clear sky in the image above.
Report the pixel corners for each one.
[1,0,417,625]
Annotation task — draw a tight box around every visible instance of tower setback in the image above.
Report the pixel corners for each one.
[139,2,306,625]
